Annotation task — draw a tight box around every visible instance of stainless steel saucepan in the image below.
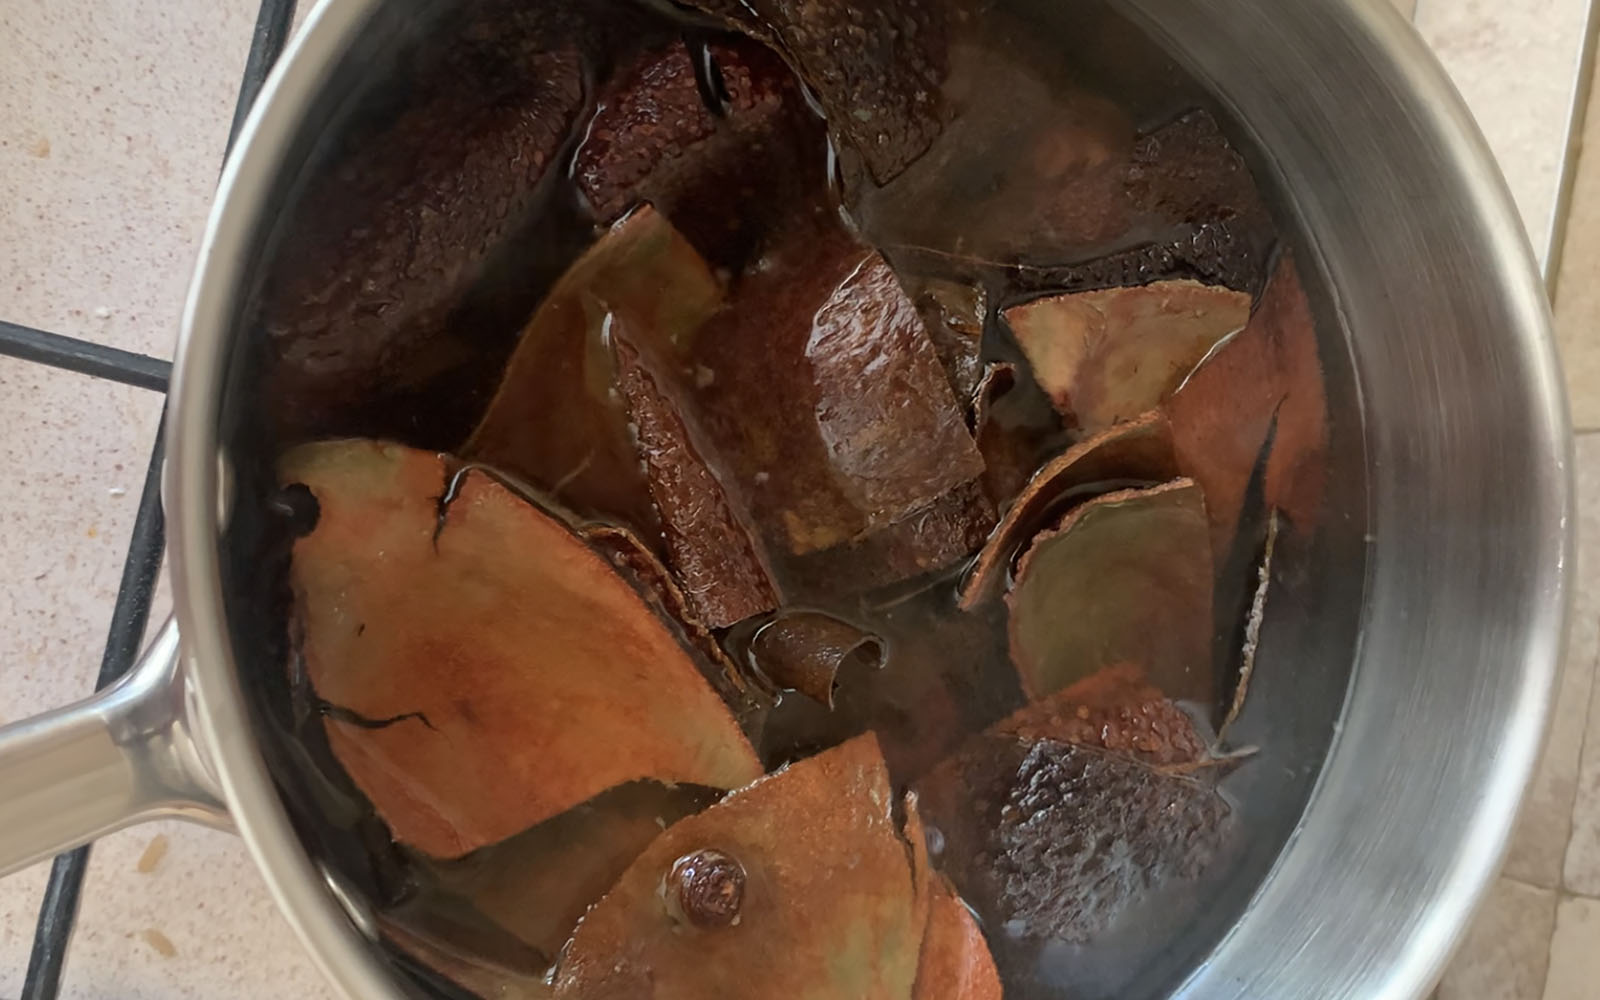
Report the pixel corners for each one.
[0,0,1570,997]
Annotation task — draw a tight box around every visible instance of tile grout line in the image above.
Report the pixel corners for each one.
[1559,618,1600,883]
[1541,890,1600,999]
[1539,881,1562,1000]
[1562,621,1600,863]
[1555,888,1600,900]
[1545,0,1600,297]
[1541,624,1600,1000]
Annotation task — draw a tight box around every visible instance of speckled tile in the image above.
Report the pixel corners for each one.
[1544,895,1600,1000]
[1504,436,1600,887]
[0,0,257,357]
[0,864,49,998]
[1415,0,1592,267]
[0,356,147,991]
[1553,63,1600,431]
[57,822,333,1000]
[0,358,164,736]
[1434,877,1559,1000]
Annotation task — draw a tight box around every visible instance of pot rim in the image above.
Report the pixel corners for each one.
[170,0,408,994]
[167,1,1572,997]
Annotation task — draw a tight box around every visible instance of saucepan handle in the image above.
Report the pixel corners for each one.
[0,618,230,878]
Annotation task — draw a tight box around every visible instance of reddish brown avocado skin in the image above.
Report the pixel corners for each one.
[260,3,589,444]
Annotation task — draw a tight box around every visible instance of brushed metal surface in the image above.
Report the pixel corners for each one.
[0,620,227,877]
[1121,2,1572,997]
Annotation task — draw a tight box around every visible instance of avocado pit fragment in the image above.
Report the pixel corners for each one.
[995,662,1208,766]
[913,881,1004,1000]
[1006,109,1279,296]
[966,361,1064,513]
[960,409,1179,610]
[915,665,1230,946]
[282,440,763,857]
[611,325,780,627]
[1007,479,1214,704]
[465,205,782,628]
[1005,279,1250,434]
[462,205,721,530]
[579,521,757,706]
[400,780,723,964]
[688,220,994,592]
[1165,251,1329,557]
[912,276,990,403]
[574,38,826,268]
[553,733,930,999]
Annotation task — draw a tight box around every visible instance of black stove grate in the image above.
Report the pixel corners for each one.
[2,0,297,995]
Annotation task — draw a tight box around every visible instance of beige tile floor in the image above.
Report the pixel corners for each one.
[1,0,1599,996]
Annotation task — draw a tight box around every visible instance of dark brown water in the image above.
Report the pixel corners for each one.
[217,2,1364,998]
